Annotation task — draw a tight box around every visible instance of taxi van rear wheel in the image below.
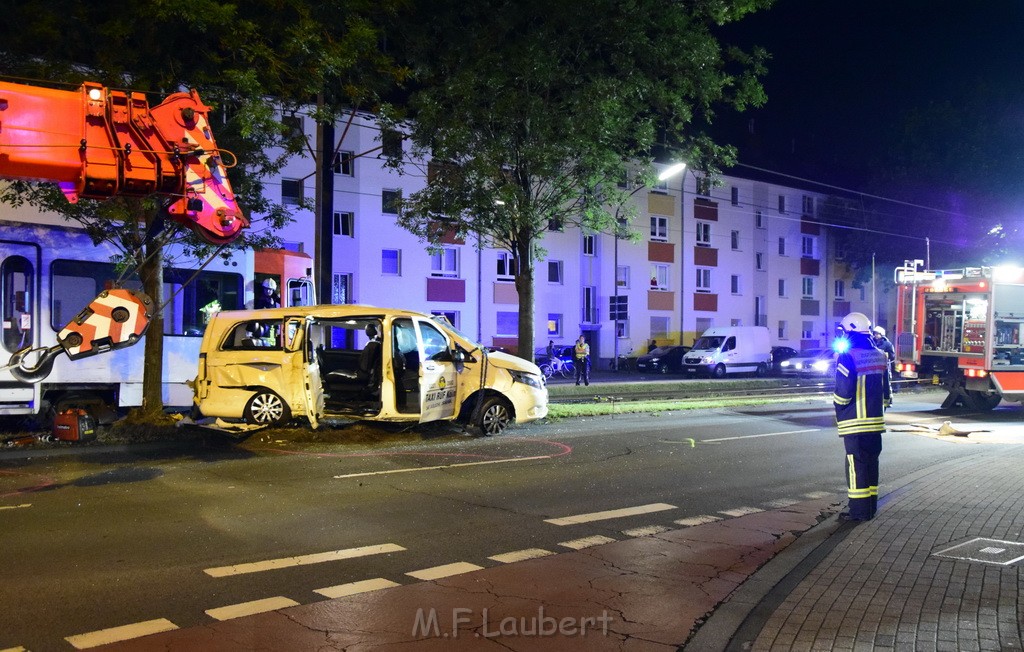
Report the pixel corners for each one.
[476,396,512,436]
[244,389,291,425]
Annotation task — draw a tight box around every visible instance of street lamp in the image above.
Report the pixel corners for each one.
[612,162,687,370]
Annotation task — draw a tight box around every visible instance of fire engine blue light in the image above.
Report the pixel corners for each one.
[833,337,851,354]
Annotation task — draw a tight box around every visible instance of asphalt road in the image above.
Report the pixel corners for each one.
[0,392,1006,650]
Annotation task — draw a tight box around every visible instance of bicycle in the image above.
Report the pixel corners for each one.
[540,356,575,379]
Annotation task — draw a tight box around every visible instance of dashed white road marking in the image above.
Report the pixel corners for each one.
[803,491,834,499]
[65,619,178,649]
[406,562,483,580]
[0,504,31,511]
[702,429,819,442]
[2,646,28,652]
[315,578,401,599]
[545,502,677,526]
[558,535,617,550]
[764,498,801,508]
[674,515,722,527]
[488,548,555,563]
[206,597,299,621]
[622,524,672,537]
[719,506,764,517]
[204,543,406,577]
[334,455,552,479]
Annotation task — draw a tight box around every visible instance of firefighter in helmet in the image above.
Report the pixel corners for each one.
[871,325,897,391]
[833,312,892,521]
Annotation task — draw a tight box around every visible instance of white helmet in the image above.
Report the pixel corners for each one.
[872,326,886,337]
[840,312,872,334]
[261,278,278,291]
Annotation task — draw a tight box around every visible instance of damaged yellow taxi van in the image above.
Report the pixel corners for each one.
[190,305,548,434]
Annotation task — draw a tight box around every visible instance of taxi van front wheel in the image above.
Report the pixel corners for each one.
[475,396,512,436]
[244,389,291,425]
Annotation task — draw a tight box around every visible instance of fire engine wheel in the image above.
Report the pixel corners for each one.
[966,390,1002,411]
[713,364,727,379]
[244,390,291,425]
[475,396,512,436]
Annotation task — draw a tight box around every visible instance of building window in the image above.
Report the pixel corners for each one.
[650,215,668,241]
[616,265,630,289]
[430,247,459,278]
[282,115,303,139]
[651,263,669,291]
[333,211,354,237]
[547,260,563,284]
[755,210,764,229]
[859,286,867,301]
[755,296,767,327]
[696,221,711,247]
[696,176,711,196]
[802,195,814,215]
[756,252,765,271]
[548,216,563,231]
[583,286,597,323]
[731,318,742,327]
[652,178,668,193]
[695,316,713,334]
[333,151,355,176]
[547,313,563,337]
[382,249,401,276]
[583,234,596,256]
[616,319,630,339]
[332,273,352,304]
[778,278,786,297]
[802,320,813,339]
[778,195,786,214]
[497,252,516,280]
[834,279,846,298]
[730,274,740,295]
[382,189,401,215]
[432,310,460,329]
[496,311,518,336]
[382,130,403,158]
[281,178,303,205]
[778,237,787,256]
[802,276,815,298]
[696,268,711,293]
[802,235,816,258]
[650,316,670,340]
[731,186,739,206]
[731,230,740,251]
[778,320,787,340]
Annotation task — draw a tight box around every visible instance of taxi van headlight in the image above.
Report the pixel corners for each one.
[510,370,544,389]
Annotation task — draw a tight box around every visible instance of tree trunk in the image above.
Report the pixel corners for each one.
[514,238,535,362]
[140,230,165,416]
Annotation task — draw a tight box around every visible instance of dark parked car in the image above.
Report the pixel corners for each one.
[779,348,837,377]
[769,346,800,375]
[534,345,575,367]
[635,345,691,374]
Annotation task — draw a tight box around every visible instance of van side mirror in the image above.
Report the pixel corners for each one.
[453,348,466,373]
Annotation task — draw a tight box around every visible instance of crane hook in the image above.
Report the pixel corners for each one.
[7,346,64,383]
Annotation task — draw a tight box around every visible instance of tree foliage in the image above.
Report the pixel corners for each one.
[383,0,772,358]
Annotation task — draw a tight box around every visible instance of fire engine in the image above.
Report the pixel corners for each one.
[0,79,246,382]
[894,263,1024,410]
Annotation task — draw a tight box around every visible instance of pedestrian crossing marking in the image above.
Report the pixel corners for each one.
[674,515,722,527]
[545,503,676,526]
[315,578,401,599]
[206,597,299,621]
[622,525,672,537]
[719,506,764,517]
[488,548,555,563]
[65,619,178,649]
[558,535,617,550]
[406,562,483,580]
[763,498,800,508]
[803,491,833,499]
[204,543,406,577]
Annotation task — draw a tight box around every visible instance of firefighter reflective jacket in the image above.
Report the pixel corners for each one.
[833,333,892,436]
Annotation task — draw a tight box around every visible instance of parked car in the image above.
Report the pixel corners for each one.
[778,348,837,376]
[636,345,691,374]
[534,345,575,367]
[769,346,800,375]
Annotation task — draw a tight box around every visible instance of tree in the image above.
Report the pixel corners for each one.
[383,0,771,359]
[0,0,407,417]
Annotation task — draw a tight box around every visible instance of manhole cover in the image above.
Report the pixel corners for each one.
[933,537,1024,566]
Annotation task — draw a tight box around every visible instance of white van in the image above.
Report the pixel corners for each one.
[191,305,548,434]
[682,326,772,378]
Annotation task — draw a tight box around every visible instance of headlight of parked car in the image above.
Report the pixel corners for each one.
[509,370,544,389]
[812,360,831,372]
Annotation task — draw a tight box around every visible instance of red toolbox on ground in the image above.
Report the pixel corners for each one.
[53,409,97,442]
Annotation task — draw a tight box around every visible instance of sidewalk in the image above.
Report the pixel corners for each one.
[98,447,1024,651]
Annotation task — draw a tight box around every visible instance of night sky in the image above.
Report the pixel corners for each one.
[715,0,1024,246]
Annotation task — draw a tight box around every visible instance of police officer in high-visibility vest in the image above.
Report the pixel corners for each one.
[573,335,591,386]
[834,312,892,521]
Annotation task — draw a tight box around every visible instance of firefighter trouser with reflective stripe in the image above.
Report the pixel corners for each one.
[843,432,882,520]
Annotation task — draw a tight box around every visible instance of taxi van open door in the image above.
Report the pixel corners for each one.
[413,316,459,423]
[286,316,323,429]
